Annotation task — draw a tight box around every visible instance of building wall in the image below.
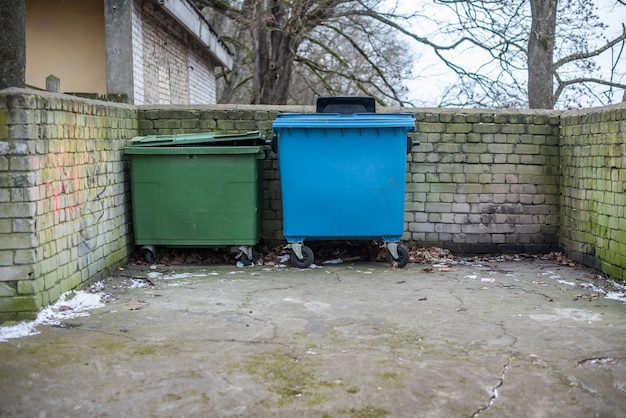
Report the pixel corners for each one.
[1,88,625,322]
[27,0,219,105]
[130,0,145,105]
[133,1,217,105]
[25,0,107,94]
[188,47,217,104]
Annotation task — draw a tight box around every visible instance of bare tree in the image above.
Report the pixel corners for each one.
[196,0,417,105]
[420,0,626,108]
[0,0,26,90]
[290,12,413,104]
[198,0,624,108]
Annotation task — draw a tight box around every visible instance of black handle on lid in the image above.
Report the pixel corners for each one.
[316,96,376,114]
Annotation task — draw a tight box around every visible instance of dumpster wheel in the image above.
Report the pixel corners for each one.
[291,246,314,268]
[142,246,157,264]
[387,245,409,268]
[239,247,257,266]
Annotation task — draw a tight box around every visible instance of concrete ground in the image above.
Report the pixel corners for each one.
[1,257,625,417]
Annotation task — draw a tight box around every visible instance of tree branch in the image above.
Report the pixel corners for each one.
[554,24,626,69]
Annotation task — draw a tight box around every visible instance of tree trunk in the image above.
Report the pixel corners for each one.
[247,0,295,104]
[527,0,557,109]
[0,0,26,90]
[258,34,294,104]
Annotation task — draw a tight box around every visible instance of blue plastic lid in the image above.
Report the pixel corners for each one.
[272,113,415,130]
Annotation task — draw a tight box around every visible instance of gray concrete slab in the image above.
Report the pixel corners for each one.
[1,259,626,417]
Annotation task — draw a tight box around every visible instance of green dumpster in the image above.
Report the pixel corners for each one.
[124,131,269,264]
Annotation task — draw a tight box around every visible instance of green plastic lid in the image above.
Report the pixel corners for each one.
[128,131,265,147]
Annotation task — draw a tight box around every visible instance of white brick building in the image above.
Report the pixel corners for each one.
[26,0,232,105]
[107,0,233,105]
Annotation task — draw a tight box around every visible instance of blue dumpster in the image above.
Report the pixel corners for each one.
[272,97,416,268]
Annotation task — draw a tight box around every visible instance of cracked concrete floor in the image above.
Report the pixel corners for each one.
[1,259,625,417]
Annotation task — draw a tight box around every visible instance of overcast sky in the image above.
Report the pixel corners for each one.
[393,0,626,107]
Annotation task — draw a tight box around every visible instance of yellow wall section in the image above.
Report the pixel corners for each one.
[26,0,106,94]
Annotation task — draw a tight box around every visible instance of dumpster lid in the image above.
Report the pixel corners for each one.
[128,131,265,147]
[316,96,376,114]
[272,113,415,130]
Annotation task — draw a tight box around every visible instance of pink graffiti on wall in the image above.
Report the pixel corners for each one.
[40,145,107,221]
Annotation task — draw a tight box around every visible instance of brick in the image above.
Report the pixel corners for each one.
[487,143,515,154]
[473,124,499,134]
[0,282,17,297]
[0,266,33,282]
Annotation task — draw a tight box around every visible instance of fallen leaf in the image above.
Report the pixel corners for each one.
[127,300,147,310]
[422,267,433,273]
[438,268,451,272]
[573,294,599,302]
[396,280,406,284]
[418,297,428,301]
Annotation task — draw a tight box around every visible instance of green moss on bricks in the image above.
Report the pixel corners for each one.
[419,122,445,133]
[17,277,42,295]
[0,110,7,139]
[0,294,41,315]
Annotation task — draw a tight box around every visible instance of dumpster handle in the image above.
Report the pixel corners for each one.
[268,135,278,154]
[407,136,420,154]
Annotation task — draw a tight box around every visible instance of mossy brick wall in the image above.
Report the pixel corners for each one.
[560,104,626,281]
[137,105,562,254]
[0,88,137,322]
[404,108,561,254]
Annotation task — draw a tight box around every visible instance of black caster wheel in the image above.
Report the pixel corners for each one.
[291,246,314,268]
[239,248,257,266]
[142,247,156,264]
[387,245,409,268]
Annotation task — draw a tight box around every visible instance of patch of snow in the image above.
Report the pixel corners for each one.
[557,280,576,287]
[580,282,606,293]
[278,254,290,263]
[128,279,151,289]
[605,292,626,303]
[323,258,343,264]
[611,281,626,290]
[0,290,106,342]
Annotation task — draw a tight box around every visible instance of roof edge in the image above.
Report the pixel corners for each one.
[151,0,233,69]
